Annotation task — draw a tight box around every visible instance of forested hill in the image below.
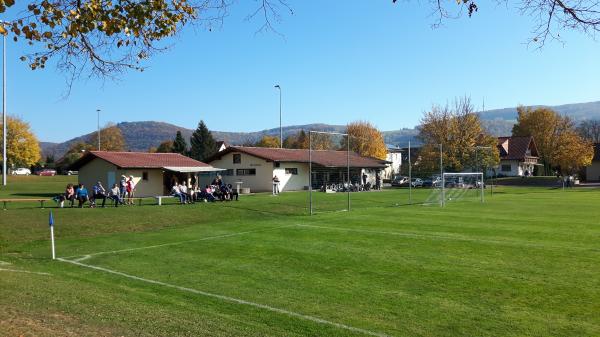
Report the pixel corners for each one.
[40,101,600,158]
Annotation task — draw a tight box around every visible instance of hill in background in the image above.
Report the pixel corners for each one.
[40,101,600,159]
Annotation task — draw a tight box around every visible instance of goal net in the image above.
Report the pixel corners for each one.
[439,172,484,205]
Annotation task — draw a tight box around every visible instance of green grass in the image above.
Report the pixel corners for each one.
[1,177,599,336]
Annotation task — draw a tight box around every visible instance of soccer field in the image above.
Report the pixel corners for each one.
[1,176,599,336]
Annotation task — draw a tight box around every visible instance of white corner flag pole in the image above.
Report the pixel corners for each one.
[49,210,55,260]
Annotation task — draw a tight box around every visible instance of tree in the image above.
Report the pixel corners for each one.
[0,1,292,84]
[417,97,499,173]
[310,133,334,150]
[190,120,216,162]
[577,120,600,143]
[155,140,174,153]
[55,141,93,173]
[89,124,126,151]
[255,135,281,148]
[283,130,309,149]
[512,106,593,174]
[553,130,594,174]
[344,121,387,160]
[172,131,187,155]
[0,116,41,168]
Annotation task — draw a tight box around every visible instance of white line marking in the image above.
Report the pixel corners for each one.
[73,255,91,262]
[63,224,298,260]
[0,268,52,276]
[58,258,390,337]
[296,224,592,251]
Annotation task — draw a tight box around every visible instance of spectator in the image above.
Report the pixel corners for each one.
[126,175,136,205]
[375,172,381,190]
[272,175,280,195]
[171,183,186,204]
[220,184,230,201]
[227,184,239,201]
[75,183,89,208]
[108,183,122,207]
[119,175,127,199]
[179,182,190,204]
[59,183,76,208]
[91,181,107,208]
[200,185,216,202]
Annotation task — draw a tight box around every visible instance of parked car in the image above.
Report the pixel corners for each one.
[11,168,31,175]
[391,176,409,187]
[67,170,79,176]
[38,169,57,176]
[411,178,423,187]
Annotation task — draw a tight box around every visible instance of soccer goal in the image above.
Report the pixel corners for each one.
[441,172,484,205]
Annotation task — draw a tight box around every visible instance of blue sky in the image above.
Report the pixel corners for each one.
[3,1,600,142]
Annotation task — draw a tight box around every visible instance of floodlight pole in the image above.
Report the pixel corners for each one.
[96,109,101,151]
[309,131,313,215]
[408,141,412,204]
[2,23,7,186]
[347,134,350,212]
[440,143,444,207]
[274,85,282,148]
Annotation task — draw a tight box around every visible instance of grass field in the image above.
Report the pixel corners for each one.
[1,176,599,336]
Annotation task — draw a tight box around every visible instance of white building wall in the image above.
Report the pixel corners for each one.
[78,158,166,197]
[383,152,402,180]
[207,152,275,192]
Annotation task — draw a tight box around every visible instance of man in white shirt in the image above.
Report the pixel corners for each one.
[179,183,189,203]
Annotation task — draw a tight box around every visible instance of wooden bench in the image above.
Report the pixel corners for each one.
[0,198,50,210]
[154,195,175,206]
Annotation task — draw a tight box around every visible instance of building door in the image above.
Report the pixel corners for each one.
[107,171,116,188]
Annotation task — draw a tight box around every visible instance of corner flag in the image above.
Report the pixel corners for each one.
[49,211,56,259]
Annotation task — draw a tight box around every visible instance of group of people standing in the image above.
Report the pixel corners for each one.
[170,175,239,204]
[56,175,137,208]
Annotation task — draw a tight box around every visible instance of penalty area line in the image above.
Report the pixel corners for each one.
[62,224,299,260]
[57,258,390,337]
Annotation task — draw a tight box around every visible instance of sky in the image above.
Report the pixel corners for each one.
[3,1,600,143]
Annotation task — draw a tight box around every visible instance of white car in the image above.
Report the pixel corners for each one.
[12,168,31,175]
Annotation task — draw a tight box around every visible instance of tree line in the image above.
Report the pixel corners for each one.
[415,97,595,176]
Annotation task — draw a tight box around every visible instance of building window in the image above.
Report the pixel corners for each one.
[233,154,241,164]
[142,171,149,181]
[222,169,234,176]
[274,162,281,168]
[285,168,298,175]
[501,165,511,172]
[236,168,256,176]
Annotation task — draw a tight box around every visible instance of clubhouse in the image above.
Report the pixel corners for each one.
[203,146,388,193]
[70,151,224,197]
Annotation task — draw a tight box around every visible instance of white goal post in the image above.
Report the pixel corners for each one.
[441,172,484,206]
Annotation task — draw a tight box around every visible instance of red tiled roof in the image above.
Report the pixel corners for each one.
[497,136,539,160]
[207,146,388,168]
[71,151,211,169]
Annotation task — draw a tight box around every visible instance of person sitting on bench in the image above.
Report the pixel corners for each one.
[227,184,239,201]
[171,183,186,204]
[91,181,107,208]
[75,183,89,208]
[108,183,122,207]
[58,183,75,208]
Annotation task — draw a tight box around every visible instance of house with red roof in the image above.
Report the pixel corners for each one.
[496,136,539,176]
[204,146,388,192]
[70,151,223,197]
